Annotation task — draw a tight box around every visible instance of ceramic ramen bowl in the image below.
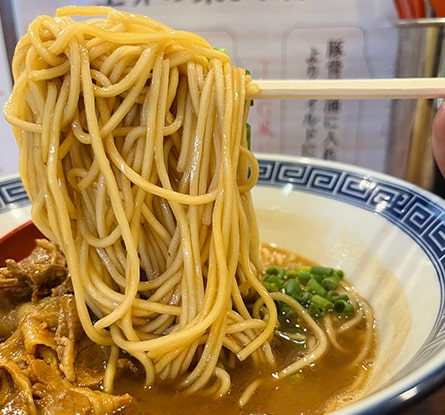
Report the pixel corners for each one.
[1,153,445,414]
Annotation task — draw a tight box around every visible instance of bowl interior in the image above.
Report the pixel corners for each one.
[252,155,445,414]
[254,188,426,390]
[1,155,445,414]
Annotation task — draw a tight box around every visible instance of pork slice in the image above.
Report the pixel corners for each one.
[0,330,26,366]
[55,294,84,382]
[0,239,68,308]
[73,337,111,388]
[0,358,38,415]
[18,296,60,355]
[0,271,33,311]
[0,306,19,341]
[29,357,134,415]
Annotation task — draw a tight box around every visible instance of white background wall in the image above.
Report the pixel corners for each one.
[1,0,401,176]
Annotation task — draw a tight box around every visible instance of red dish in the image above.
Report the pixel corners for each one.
[0,221,44,266]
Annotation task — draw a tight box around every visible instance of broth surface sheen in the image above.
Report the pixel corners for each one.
[114,244,376,415]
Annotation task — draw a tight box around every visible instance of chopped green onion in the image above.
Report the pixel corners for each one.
[263,281,279,293]
[297,271,312,285]
[327,292,349,302]
[333,299,354,315]
[306,278,327,297]
[285,269,299,279]
[246,123,251,149]
[263,274,283,286]
[310,266,334,276]
[286,374,303,385]
[335,269,344,279]
[296,291,312,305]
[265,266,286,278]
[213,47,227,54]
[262,264,354,322]
[308,294,333,317]
[277,302,298,321]
[284,279,301,297]
[321,275,340,291]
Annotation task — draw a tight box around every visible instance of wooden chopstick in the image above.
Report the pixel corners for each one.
[251,78,445,100]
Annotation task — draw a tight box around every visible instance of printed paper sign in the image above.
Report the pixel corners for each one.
[6,0,399,173]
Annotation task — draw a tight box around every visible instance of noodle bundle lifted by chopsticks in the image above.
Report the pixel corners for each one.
[4,5,276,396]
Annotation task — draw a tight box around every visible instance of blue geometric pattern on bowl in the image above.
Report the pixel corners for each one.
[3,158,445,375]
[257,158,445,373]
[0,176,29,213]
[258,159,445,267]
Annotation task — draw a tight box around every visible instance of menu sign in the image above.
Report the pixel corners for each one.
[7,0,399,173]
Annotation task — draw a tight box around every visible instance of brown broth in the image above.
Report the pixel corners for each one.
[115,322,374,415]
[113,245,376,415]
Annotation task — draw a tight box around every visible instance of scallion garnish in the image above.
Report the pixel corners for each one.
[262,264,354,319]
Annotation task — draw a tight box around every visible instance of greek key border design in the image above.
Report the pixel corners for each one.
[2,161,445,371]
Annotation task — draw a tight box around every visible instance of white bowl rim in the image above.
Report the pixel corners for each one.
[1,153,445,414]
[254,153,445,414]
